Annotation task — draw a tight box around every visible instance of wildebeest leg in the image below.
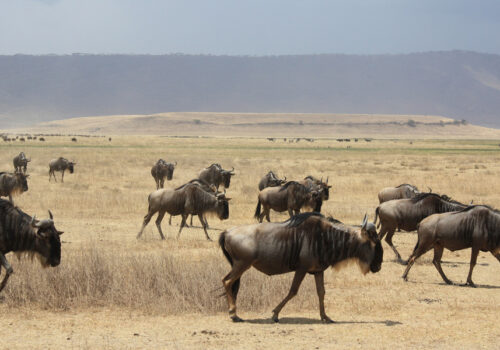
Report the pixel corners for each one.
[288,208,294,218]
[432,244,452,285]
[314,271,333,323]
[61,170,65,183]
[137,209,157,239]
[402,241,433,281]
[464,248,479,287]
[168,215,172,225]
[378,226,387,240]
[199,213,212,241]
[385,229,403,263]
[272,270,307,323]
[177,214,188,238]
[0,253,13,293]
[222,261,251,322]
[258,206,267,223]
[160,178,164,189]
[155,210,167,240]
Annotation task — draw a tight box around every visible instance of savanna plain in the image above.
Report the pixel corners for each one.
[1,136,500,349]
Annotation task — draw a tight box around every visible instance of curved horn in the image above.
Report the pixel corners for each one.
[31,215,41,228]
[283,176,287,182]
[361,213,368,229]
[48,210,53,220]
[428,187,432,193]
[326,176,328,184]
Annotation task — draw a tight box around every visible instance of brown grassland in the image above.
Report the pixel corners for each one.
[1,135,500,349]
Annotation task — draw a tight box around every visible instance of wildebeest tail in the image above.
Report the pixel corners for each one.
[219,231,233,266]
[374,207,380,228]
[254,199,261,219]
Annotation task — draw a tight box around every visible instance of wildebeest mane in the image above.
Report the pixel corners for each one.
[285,212,324,227]
[279,181,306,192]
[410,192,466,206]
[451,205,500,249]
[0,199,36,251]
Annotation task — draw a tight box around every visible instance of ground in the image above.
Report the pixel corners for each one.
[0,136,499,349]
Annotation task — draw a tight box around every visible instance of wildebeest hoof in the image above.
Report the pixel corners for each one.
[272,315,279,323]
[321,316,335,324]
[231,315,244,322]
[463,281,476,288]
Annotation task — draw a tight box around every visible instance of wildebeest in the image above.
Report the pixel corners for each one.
[137,183,230,241]
[13,152,31,174]
[258,171,286,191]
[219,213,383,322]
[254,181,319,222]
[378,184,419,203]
[0,199,63,292]
[0,172,29,204]
[168,178,217,226]
[198,164,235,190]
[48,157,76,182]
[39,137,45,141]
[402,205,500,287]
[151,159,177,189]
[374,193,468,262]
[71,137,77,142]
[299,176,332,213]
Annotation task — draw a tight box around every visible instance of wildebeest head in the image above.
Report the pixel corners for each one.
[359,214,383,273]
[319,177,332,200]
[268,171,286,187]
[165,162,176,180]
[15,172,29,192]
[221,167,235,188]
[215,193,231,220]
[68,162,75,174]
[31,210,63,267]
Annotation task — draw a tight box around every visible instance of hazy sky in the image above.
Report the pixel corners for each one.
[0,0,498,55]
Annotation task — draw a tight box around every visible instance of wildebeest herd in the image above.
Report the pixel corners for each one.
[1,150,499,324]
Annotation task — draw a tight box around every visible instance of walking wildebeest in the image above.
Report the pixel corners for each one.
[374,193,468,262]
[137,183,230,241]
[198,164,235,190]
[258,171,286,191]
[0,199,63,292]
[378,184,419,203]
[254,181,319,222]
[48,157,76,182]
[0,172,29,204]
[13,152,31,174]
[219,213,383,323]
[151,159,177,189]
[167,178,217,227]
[402,205,500,287]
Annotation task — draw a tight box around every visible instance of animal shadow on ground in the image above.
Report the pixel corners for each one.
[405,279,500,289]
[244,317,402,326]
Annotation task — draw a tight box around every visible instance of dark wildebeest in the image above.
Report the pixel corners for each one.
[137,183,230,241]
[0,172,29,204]
[39,137,45,141]
[71,137,77,142]
[374,193,468,263]
[0,199,63,292]
[378,184,419,203]
[219,213,383,323]
[258,171,286,191]
[402,205,500,287]
[151,159,177,189]
[167,178,217,226]
[300,176,332,201]
[254,181,320,222]
[48,157,76,182]
[198,164,235,190]
[13,152,31,174]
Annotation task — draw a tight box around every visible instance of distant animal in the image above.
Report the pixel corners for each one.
[151,159,177,189]
[254,181,319,222]
[0,200,63,293]
[48,157,76,182]
[0,172,29,204]
[403,205,500,287]
[108,137,112,141]
[71,137,77,142]
[137,183,230,241]
[39,137,45,142]
[378,184,419,203]
[258,171,286,191]
[198,164,235,190]
[13,152,31,174]
[219,213,383,322]
[374,193,469,262]
[19,138,25,142]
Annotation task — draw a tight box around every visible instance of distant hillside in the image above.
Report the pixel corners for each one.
[15,112,500,139]
[1,51,500,128]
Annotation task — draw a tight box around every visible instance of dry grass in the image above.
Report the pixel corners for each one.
[1,136,500,348]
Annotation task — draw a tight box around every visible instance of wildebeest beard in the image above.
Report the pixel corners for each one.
[68,164,74,173]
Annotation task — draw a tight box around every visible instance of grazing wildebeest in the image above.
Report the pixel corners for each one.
[137,183,230,241]
[198,163,235,190]
[0,199,63,292]
[219,213,383,323]
[402,205,500,287]
[374,193,468,262]
[254,181,319,222]
[258,171,286,191]
[378,184,419,203]
[48,157,76,182]
[13,152,31,174]
[151,159,177,189]
[0,172,29,204]
[71,137,77,142]
[39,137,45,141]
[168,178,217,226]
